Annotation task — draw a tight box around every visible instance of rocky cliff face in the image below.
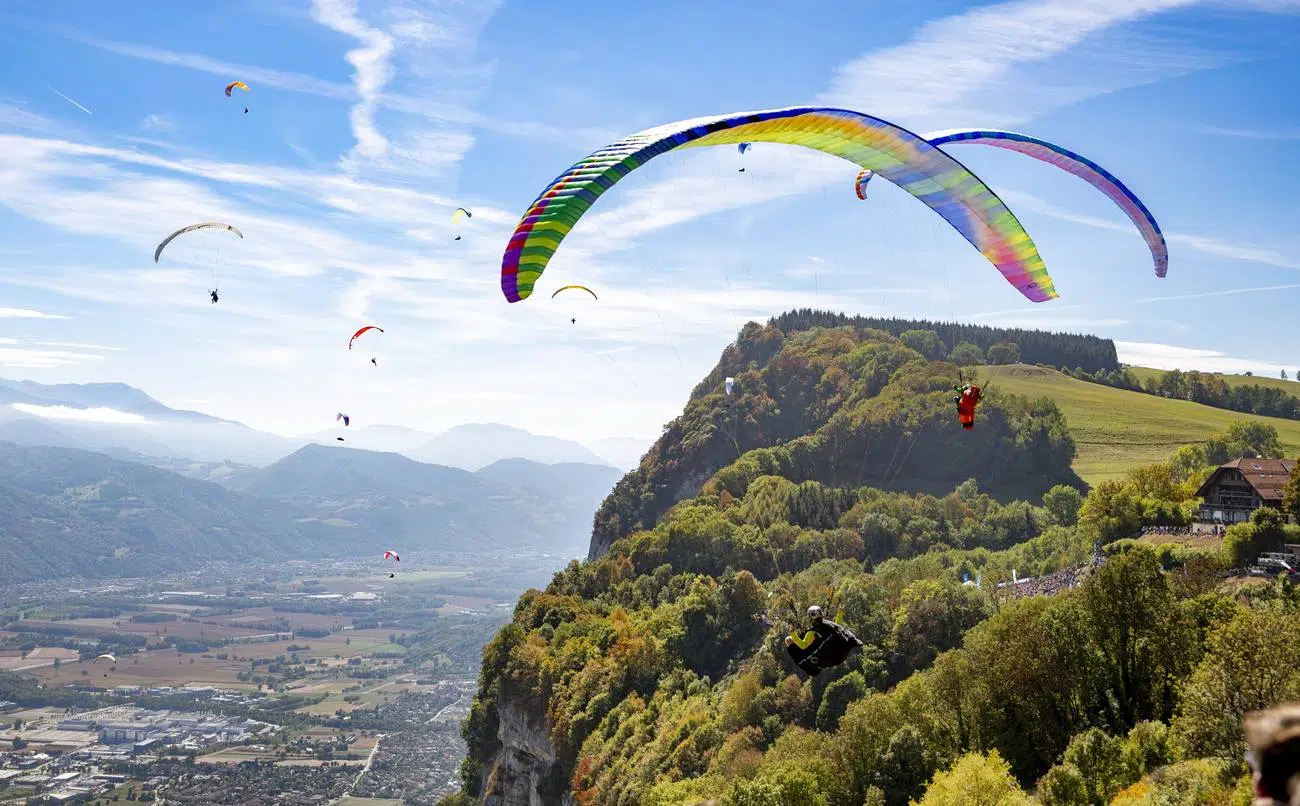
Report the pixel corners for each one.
[480,693,572,806]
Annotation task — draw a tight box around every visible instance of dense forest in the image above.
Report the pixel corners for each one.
[442,317,1300,806]
[761,312,1120,374]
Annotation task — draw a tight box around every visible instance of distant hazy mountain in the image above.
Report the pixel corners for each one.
[0,418,87,450]
[409,423,611,470]
[0,377,302,465]
[226,444,602,556]
[475,458,622,508]
[0,441,365,584]
[589,437,653,471]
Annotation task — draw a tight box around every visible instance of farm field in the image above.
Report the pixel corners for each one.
[984,364,1300,485]
[28,626,412,690]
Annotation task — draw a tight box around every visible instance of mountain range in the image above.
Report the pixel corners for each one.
[0,438,623,585]
[0,376,651,471]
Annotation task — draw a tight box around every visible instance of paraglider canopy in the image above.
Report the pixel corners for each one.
[94,653,116,664]
[154,222,244,264]
[724,377,735,396]
[225,81,250,113]
[452,207,472,240]
[337,413,350,427]
[348,325,383,351]
[924,128,1167,279]
[384,550,400,562]
[550,284,598,300]
[501,106,1057,304]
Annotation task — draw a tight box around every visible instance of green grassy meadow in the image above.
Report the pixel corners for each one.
[983,364,1300,485]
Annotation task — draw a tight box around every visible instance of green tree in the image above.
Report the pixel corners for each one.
[900,329,946,360]
[816,672,866,732]
[1061,728,1142,805]
[949,342,986,366]
[1203,421,1283,463]
[1082,546,1192,729]
[986,341,1021,365]
[1037,763,1088,806]
[1043,484,1084,527]
[1173,608,1300,761]
[1282,466,1300,523]
[915,750,1034,805]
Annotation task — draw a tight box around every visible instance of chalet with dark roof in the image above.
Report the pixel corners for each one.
[1196,458,1295,523]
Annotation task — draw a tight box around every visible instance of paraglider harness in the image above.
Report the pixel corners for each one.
[785,611,864,677]
[209,289,219,304]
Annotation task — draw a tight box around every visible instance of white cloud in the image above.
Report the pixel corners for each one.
[1116,340,1293,375]
[0,103,52,134]
[310,0,396,161]
[0,307,69,319]
[0,346,107,369]
[74,36,355,102]
[11,403,147,424]
[36,341,125,351]
[141,114,175,133]
[818,0,1200,127]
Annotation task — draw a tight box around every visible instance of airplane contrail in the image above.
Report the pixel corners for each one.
[47,85,92,115]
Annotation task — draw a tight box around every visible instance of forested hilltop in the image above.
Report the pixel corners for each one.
[590,312,1086,559]
[442,314,1300,806]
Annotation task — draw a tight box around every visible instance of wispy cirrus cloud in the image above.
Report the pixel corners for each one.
[1195,124,1300,140]
[141,113,175,132]
[310,0,396,161]
[817,0,1206,128]
[0,345,107,369]
[0,307,69,319]
[62,29,608,146]
[1001,188,1300,271]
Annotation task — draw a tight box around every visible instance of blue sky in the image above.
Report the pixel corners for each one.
[0,0,1298,441]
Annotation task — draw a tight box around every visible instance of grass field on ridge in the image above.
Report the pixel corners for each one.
[982,364,1300,485]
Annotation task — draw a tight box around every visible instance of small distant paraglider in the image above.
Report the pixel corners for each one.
[551,284,597,325]
[94,653,116,678]
[348,325,383,366]
[336,413,350,442]
[384,549,400,578]
[737,142,751,172]
[854,168,874,200]
[452,207,472,240]
[225,80,250,113]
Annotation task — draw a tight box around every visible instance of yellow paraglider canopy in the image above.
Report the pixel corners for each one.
[550,284,598,300]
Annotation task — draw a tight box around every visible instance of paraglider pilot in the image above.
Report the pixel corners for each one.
[209,289,219,304]
[784,605,863,677]
[954,383,982,430]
